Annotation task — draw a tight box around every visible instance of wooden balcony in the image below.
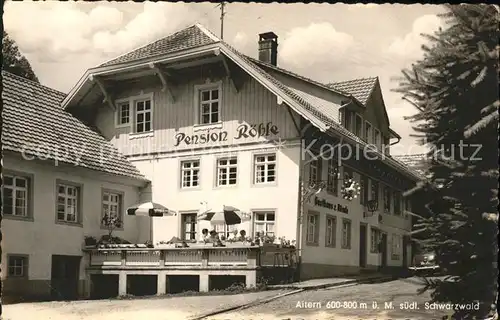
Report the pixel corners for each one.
[86,246,260,269]
[83,244,297,296]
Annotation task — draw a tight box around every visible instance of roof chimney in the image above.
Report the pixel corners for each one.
[258,32,278,66]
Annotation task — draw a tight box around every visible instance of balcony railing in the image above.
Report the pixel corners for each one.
[85,244,296,269]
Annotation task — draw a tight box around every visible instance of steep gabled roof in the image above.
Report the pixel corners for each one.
[64,24,420,181]
[99,24,218,67]
[327,77,378,105]
[2,71,147,181]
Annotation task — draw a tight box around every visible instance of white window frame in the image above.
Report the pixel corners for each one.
[253,211,276,238]
[370,228,380,253]
[325,215,337,247]
[391,234,401,259]
[56,183,80,224]
[253,153,277,185]
[354,113,363,138]
[7,255,28,278]
[181,213,198,241]
[393,190,402,216]
[370,179,379,203]
[101,190,123,228]
[344,109,353,132]
[180,159,201,189]
[114,93,154,135]
[194,82,223,128]
[341,218,352,249]
[326,158,339,196]
[216,157,238,187]
[308,157,322,185]
[383,185,392,213]
[214,224,238,239]
[115,100,131,128]
[3,174,29,218]
[364,121,372,143]
[306,213,319,245]
[374,129,381,150]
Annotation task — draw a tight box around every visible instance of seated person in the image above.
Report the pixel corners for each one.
[200,228,209,243]
[239,230,247,241]
[228,229,239,241]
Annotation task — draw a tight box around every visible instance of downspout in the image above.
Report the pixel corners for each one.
[296,122,312,278]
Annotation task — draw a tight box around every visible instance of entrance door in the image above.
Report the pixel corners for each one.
[380,233,388,268]
[359,224,367,268]
[51,255,81,300]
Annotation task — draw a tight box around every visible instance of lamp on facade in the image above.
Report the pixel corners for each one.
[364,199,378,218]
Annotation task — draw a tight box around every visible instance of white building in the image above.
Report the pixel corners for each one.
[2,24,422,301]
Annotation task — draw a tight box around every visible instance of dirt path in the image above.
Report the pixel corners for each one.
[2,290,289,320]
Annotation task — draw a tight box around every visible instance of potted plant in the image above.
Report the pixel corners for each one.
[102,213,122,239]
[84,236,97,248]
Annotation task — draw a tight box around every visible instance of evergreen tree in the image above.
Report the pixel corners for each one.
[2,31,39,82]
[394,4,499,319]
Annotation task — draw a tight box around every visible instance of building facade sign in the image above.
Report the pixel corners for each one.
[173,122,279,147]
[313,197,349,214]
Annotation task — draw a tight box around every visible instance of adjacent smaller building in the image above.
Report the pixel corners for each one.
[1,71,151,301]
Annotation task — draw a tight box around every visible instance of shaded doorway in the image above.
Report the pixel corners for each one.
[51,255,81,300]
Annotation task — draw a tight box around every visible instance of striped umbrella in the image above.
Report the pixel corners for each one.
[197,205,251,225]
[127,202,177,217]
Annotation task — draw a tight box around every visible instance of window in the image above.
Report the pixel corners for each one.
[370,228,381,253]
[3,174,30,218]
[135,99,152,133]
[309,157,322,185]
[374,129,381,150]
[371,180,379,202]
[56,183,80,224]
[404,198,411,219]
[343,166,353,182]
[326,158,339,196]
[354,114,363,137]
[215,224,237,238]
[344,110,353,131]
[364,121,372,143]
[254,154,276,184]
[341,219,352,249]
[217,157,237,186]
[325,215,337,247]
[391,234,401,259]
[360,175,368,205]
[102,191,123,227]
[253,212,275,238]
[181,213,197,241]
[306,212,320,245]
[383,185,392,213]
[181,160,200,188]
[116,102,130,126]
[393,191,402,216]
[7,255,28,277]
[198,85,221,125]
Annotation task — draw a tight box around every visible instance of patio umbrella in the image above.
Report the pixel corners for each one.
[127,202,177,217]
[197,205,251,225]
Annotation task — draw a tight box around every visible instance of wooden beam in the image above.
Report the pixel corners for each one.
[220,56,240,93]
[90,75,115,111]
[149,63,175,102]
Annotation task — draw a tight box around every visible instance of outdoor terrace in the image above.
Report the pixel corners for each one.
[84,244,297,297]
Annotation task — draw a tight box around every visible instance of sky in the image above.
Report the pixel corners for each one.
[3,2,447,155]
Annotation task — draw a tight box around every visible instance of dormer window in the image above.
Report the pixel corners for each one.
[135,99,152,133]
[354,114,363,138]
[114,93,154,136]
[194,82,222,129]
[116,102,130,126]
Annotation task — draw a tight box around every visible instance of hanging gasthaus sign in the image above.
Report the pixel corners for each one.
[173,122,279,147]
